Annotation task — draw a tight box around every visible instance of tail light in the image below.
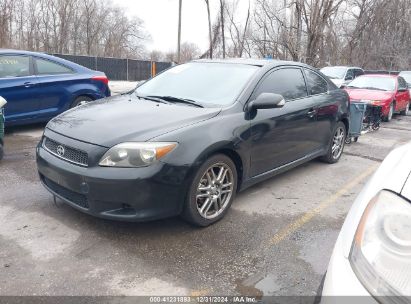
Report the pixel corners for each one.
[91,75,109,86]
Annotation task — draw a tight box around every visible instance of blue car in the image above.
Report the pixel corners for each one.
[0,50,110,126]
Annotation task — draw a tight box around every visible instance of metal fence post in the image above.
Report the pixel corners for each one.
[126,58,129,81]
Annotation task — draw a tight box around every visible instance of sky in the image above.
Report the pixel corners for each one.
[113,0,251,53]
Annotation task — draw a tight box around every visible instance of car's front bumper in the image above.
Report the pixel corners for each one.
[36,132,190,222]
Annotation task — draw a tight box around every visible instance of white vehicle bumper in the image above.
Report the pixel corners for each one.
[321,236,378,304]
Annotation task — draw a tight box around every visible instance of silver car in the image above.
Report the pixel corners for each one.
[321,66,364,88]
[322,142,411,301]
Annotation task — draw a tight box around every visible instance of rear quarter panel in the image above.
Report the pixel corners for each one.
[35,73,108,118]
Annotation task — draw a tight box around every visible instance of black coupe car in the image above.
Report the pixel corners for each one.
[36,59,349,226]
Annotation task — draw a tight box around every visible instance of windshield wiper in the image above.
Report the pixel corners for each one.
[135,94,170,104]
[147,95,204,108]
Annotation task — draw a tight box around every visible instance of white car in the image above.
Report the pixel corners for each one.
[321,66,364,88]
[322,142,411,302]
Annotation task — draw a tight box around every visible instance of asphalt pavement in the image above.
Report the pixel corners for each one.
[0,108,410,297]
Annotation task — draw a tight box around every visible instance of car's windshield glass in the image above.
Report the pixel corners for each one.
[399,72,411,85]
[135,62,259,106]
[346,76,396,91]
[320,67,347,79]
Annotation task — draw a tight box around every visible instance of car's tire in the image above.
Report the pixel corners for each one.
[182,154,238,227]
[384,102,394,122]
[0,142,3,160]
[400,102,410,115]
[71,96,93,108]
[321,121,346,164]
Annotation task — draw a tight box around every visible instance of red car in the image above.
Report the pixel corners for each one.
[344,74,410,121]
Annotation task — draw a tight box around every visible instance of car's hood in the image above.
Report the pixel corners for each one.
[344,88,394,101]
[46,94,221,147]
[330,78,344,87]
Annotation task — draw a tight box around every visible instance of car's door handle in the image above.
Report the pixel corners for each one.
[24,82,35,88]
[307,109,317,117]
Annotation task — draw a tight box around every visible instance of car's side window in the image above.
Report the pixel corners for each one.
[35,58,73,75]
[254,68,307,101]
[0,55,31,78]
[345,69,354,80]
[304,69,328,95]
[354,69,364,78]
[398,77,407,90]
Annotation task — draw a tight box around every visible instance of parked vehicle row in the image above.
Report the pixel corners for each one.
[0,50,110,126]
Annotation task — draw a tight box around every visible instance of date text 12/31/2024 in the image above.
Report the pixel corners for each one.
[149,296,259,303]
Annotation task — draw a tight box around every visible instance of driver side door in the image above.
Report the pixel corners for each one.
[249,67,321,177]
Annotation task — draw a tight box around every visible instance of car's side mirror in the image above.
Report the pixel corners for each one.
[248,93,285,111]
[345,75,354,81]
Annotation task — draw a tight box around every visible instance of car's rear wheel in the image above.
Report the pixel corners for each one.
[71,96,93,108]
[182,154,237,227]
[321,121,346,164]
[400,102,410,115]
[384,102,394,121]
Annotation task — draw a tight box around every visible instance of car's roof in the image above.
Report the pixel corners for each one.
[0,49,48,56]
[0,49,91,72]
[321,65,363,69]
[192,58,312,69]
[361,74,397,78]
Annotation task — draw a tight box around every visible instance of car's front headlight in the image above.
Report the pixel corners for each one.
[350,190,411,302]
[99,142,177,168]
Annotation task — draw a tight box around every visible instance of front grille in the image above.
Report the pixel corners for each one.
[43,137,88,166]
[42,176,89,209]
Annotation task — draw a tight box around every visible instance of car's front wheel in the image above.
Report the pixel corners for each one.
[384,102,394,121]
[321,121,346,164]
[71,96,93,108]
[182,154,237,226]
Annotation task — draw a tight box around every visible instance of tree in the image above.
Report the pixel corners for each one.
[205,0,213,58]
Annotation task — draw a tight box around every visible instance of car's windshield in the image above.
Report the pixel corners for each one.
[346,76,396,91]
[320,67,347,79]
[135,62,259,106]
[399,72,411,85]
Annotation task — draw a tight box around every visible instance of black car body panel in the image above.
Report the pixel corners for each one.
[47,95,221,147]
[37,59,349,222]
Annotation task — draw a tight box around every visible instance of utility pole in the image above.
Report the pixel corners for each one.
[177,0,182,63]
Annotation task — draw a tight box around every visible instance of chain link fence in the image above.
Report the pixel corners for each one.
[52,54,172,81]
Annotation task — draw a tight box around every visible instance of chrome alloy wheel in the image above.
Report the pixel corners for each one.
[196,163,234,219]
[332,127,345,159]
